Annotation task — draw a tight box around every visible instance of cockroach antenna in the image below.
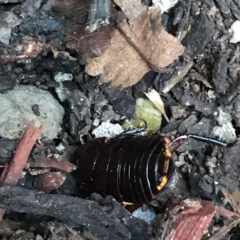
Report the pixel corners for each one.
[168,134,227,153]
[187,134,227,147]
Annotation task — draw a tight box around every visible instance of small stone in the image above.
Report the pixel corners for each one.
[182,14,214,58]
[0,12,21,45]
[0,85,64,141]
[229,20,240,43]
[178,115,198,134]
[170,105,185,119]
[212,56,228,94]
[54,72,73,82]
[215,0,232,19]
[198,178,213,194]
[67,90,91,122]
[152,0,179,13]
[0,0,21,2]
[178,117,214,152]
[212,106,236,143]
[92,121,123,138]
[132,207,156,224]
[208,90,216,99]
[215,106,232,126]
[213,122,236,143]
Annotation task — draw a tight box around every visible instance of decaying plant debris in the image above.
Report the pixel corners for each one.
[1,0,240,239]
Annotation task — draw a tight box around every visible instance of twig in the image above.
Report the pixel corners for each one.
[27,158,76,172]
[208,218,240,240]
[0,120,44,220]
[221,186,240,214]
[215,206,239,220]
[208,187,240,239]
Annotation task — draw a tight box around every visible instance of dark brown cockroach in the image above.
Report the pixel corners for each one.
[75,134,226,205]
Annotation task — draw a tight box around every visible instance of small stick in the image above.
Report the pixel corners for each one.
[215,206,238,220]
[0,120,44,220]
[207,218,240,240]
[27,158,76,173]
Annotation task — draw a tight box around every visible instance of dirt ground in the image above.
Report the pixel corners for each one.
[0,0,240,239]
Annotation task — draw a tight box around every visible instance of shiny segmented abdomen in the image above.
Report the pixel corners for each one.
[76,134,174,205]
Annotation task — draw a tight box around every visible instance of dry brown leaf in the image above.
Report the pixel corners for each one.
[66,24,113,65]
[114,0,147,18]
[51,0,88,16]
[117,8,184,70]
[86,28,149,88]
[145,89,169,122]
[85,3,184,88]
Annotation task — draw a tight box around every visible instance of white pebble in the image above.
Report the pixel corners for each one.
[54,72,73,82]
[152,0,179,13]
[92,121,123,138]
[229,21,240,44]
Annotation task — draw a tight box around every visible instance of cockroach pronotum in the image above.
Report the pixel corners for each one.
[75,134,226,205]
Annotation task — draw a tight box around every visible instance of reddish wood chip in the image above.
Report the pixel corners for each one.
[0,120,44,220]
[27,157,76,173]
[165,198,215,240]
[215,206,237,219]
[36,172,66,193]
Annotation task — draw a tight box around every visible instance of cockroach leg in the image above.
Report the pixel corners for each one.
[163,137,171,146]
[168,135,188,153]
[122,126,146,135]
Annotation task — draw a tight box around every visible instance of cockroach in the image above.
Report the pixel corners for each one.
[75,134,226,205]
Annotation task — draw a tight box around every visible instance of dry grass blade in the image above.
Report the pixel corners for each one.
[208,186,240,240]
[208,218,240,240]
[221,186,240,214]
[145,89,169,122]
